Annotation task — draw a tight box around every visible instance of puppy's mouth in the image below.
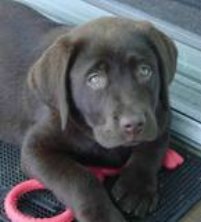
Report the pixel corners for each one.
[122,134,141,147]
[122,141,140,147]
[93,126,144,148]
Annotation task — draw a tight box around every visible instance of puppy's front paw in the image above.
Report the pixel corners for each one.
[77,201,127,222]
[111,172,158,218]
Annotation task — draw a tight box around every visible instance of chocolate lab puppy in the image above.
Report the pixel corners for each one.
[0,0,177,221]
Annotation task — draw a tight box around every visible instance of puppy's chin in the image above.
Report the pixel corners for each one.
[94,135,140,149]
[93,130,157,149]
[94,135,124,149]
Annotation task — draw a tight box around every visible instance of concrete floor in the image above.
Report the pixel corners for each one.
[180,201,201,222]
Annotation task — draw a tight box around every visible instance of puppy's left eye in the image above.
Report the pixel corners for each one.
[87,72,107,90]
[138,64,153,80]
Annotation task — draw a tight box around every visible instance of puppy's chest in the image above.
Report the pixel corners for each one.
[69,137,132,167]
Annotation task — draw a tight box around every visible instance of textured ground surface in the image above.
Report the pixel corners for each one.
[1,141,201,222]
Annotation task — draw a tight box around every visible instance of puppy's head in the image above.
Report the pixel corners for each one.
[28,17,177,148]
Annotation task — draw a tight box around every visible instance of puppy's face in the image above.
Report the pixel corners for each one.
[29,17,177,149]
[69,19,167,148]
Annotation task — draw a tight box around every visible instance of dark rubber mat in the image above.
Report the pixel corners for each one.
[1,141,201,222]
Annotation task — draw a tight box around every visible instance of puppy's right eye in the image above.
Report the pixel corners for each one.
[87,72,107,90]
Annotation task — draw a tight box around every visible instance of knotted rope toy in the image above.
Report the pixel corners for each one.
[4,148,184,222]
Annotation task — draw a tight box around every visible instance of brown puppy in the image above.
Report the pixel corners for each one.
[0,0,177,221]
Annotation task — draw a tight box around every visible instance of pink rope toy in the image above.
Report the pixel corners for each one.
[4,148,184,222]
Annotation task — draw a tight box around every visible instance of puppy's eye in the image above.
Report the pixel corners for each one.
[138,64,153,80]
[87,72,107,90]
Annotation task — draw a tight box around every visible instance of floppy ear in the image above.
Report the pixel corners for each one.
[139,22,178,132]
[146,23,178,85]
[28,35,73,130]
[140,23,177,111]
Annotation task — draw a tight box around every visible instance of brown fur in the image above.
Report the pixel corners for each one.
[0,1,177,221]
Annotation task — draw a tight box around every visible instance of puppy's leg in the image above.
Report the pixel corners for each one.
[21,120,126,222]
[111,132,169,218]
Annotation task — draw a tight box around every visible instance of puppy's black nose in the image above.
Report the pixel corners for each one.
[120,114,145,135]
